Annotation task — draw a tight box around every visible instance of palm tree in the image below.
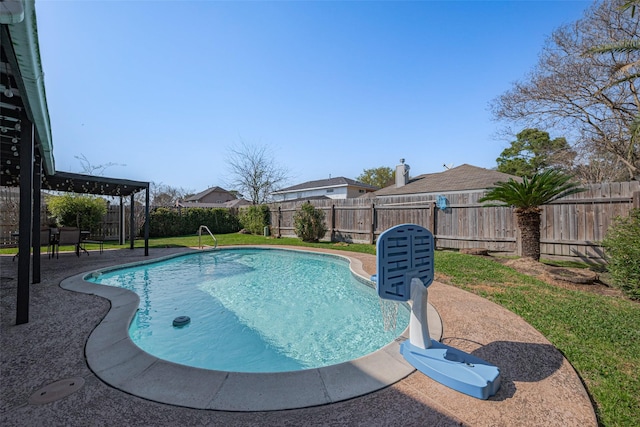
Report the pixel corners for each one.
[585,1,640,176]
[478,170,585,261]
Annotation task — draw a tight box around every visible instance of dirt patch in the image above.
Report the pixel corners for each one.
[460,248,489,256]
[493,257,624,298]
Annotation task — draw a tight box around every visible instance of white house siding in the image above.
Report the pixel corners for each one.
[273,186,349,201]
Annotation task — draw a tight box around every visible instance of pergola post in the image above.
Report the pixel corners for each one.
[32,155,42,284]
[130,193,135,249]
[144,185,150,256]
[119,195,125,245]
[16,115,34,325]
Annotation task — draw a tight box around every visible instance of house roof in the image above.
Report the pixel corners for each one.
[185,186,231,202]
[177,199,251,209]
[273,177,378,194]
[374,164,520,196]
[225,198,252,208]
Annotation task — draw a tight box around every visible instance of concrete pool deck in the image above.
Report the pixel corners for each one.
[1,246,597,426]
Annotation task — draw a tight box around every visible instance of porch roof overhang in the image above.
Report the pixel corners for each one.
[1,0,55,178]
[2,1,148,198]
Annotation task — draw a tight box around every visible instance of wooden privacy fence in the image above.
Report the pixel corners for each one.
[269,181,640,262]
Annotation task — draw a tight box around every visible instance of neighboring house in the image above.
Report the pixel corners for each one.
[373,163,519,197]
[271,177,378,202]
[176,186,251,208]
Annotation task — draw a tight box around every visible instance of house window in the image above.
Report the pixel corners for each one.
[326,189,334,193]
[359,189,365,193]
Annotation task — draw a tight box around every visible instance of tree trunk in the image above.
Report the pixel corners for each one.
[516,210,542,261]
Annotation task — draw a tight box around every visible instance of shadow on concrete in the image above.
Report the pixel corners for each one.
[439,337,565,401]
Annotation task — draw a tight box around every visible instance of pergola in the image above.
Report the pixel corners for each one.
[1,1,150,325]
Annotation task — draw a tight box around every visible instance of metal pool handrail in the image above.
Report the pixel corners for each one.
[198,225,218,249]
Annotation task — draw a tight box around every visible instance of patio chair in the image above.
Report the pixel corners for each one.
[11,228,53,261]
[40,227,53,259]
[55,227,82,258]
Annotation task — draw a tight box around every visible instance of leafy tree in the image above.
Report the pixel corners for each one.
[602,208,640,300]
[356,166,394,188]
[496,129,576,178]
[492,0,640,181]
[226,140,289,204]
[46,194,108,234]
[293,202,327,242]
[478,170,585,261]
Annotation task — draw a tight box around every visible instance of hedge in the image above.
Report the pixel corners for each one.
[149,207,242,237]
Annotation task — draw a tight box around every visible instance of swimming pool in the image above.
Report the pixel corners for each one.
[65,246,442,410]
[86,248,410,373]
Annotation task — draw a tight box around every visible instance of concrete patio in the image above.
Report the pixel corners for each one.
[1,246,597,426]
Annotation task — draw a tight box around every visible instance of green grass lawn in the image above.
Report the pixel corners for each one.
[435,251,639,427]
[3,233,638,425]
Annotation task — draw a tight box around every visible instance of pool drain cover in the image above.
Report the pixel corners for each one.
[28,377,85,404]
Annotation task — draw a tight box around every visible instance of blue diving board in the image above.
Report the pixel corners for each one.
[375,224,501,400]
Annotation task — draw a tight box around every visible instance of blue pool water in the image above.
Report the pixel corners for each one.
[87,248,409,373]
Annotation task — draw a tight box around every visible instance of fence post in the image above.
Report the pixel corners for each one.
[429,201,436,233]
[430,201,437,247]
[370,203,376,244]
[634,191,640,209]
[277,205,282,238]
[331,204,335,242]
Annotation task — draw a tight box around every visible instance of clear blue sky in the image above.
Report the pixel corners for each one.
[35,0,592,193]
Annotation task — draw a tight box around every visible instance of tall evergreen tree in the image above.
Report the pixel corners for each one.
[496,129,576,178]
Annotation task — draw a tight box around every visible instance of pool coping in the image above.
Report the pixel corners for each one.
[60,246,443,411]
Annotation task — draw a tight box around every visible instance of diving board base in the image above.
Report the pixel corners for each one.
[400,340,501,400]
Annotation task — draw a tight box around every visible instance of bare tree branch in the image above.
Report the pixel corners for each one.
[225,140,289,204]
[492,0,640,181]
[74,153,125,176]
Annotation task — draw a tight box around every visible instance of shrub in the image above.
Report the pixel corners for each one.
[293,202,327,242]
[239,204,271,235]
[46,194,107,234]
[602,209,640,300]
